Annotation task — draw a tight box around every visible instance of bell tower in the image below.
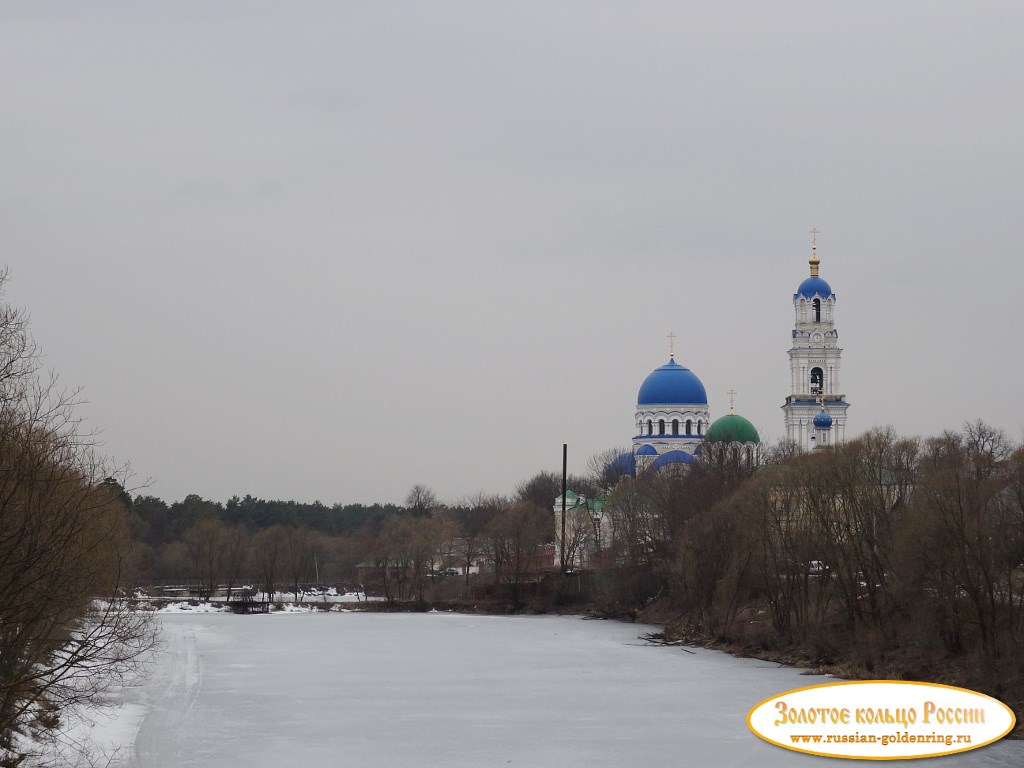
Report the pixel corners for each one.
[782,231,850,449]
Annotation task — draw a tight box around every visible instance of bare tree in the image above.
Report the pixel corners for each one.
[0,270,156,765]
[281,526,314,601]
[729,460,814,639]
[220,523,250,600]
[252,525,284,601]
[484,501,548,609]
[560,504,598,571]
[157,540,189,586]
[1002,446,1024,638]
[183,518,226,601]
[405,484,438,516]
[456,494,501,598]
[406,516,443,605]
[910,424,1012,658]
[431,510,461,576]
[373,516,411,602]
[604,477,663,568]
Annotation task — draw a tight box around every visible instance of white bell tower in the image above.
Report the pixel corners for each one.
[782,230,850,449]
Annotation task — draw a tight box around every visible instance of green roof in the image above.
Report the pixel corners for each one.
[705,413,760,444]
[557,489,606,512]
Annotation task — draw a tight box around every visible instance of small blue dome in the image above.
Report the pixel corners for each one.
[608,452,636,476]
[796,276,833,299]
[637,358,708,406]
[635,444,658,456]
[651,450,697,470]
[813,409,833,429]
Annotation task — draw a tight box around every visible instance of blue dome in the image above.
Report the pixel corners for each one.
[637,358,708,406]
[813,409,833,429]
[635,444,658,456]
[608,452,636,476]
[651,450,697,470]
[796,276,833,299]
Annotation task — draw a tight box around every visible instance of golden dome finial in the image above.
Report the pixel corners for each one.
[809,226,820,277]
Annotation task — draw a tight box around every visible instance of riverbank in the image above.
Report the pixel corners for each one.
[634,600,1024,740]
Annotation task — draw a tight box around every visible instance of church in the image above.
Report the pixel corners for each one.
[629,233,850,467]
[554,237,851,569]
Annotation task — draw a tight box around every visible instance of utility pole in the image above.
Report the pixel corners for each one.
[561,443,568,573]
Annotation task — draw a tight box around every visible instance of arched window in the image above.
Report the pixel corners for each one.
[813,298,821,322]
[697,421,703,436]
[671,419,679,436]
[685,419,692,436]
[647,419,653,435]
[810,367,823,395]
[658,419,666,435]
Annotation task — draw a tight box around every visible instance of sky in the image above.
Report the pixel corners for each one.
[2,2,1023,506]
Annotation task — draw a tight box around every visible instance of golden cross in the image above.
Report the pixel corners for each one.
[667,331,677,357]
[808,227,821,276]
[727,388,737,414]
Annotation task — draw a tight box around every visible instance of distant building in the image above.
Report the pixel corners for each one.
[626,233,848,465]
[554,234,850,567]
[781,233,851,449]
[552,490,612,571]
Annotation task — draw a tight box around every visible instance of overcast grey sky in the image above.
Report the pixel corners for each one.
[2,2,1022,505]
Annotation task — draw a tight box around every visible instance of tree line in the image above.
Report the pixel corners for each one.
[125,474,601,604]
[663,424,1024,722]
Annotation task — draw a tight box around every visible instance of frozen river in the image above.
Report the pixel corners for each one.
[82,612,1020,767]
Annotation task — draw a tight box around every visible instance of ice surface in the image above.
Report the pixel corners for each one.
[79,613,1021,768]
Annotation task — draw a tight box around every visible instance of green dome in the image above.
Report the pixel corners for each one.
[705,413,760,444]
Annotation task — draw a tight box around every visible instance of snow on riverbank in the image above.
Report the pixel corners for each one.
[138,589,376,614]
[157,601,230,613]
